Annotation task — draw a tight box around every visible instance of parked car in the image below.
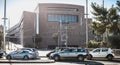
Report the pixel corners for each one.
[87,48,115,60]
[6,50,35,60]
[0,47,4,58]
[19,48,39,59]
[46,47,67,58]
[50,47,89,61]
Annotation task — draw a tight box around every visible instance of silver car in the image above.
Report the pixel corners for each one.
[6,50,35,60]
[0,48,4,58]
[19,48,39,59]
[50,47,89,61]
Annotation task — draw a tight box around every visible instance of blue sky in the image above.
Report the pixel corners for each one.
[0,0,117,28]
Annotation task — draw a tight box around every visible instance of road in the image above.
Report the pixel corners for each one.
[0,58,120,65]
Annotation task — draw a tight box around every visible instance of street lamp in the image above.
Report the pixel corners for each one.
[2,0,7,51]
[85,0,88,48]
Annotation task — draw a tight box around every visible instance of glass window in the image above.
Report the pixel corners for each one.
[102,48,108,52]
[72,49,77,52]
[63,48,69,52]
[48,7,79,12]
[93,49,100,52]
[48,14,78,23]
[78,49,85,52]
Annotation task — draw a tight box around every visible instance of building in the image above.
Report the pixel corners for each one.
[7,3,93,49]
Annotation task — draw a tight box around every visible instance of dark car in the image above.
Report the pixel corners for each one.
[0,48,4,58]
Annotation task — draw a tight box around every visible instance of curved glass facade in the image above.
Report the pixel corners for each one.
[48,14,78,23]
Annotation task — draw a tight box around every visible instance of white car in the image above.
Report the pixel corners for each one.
[87,48,115,60]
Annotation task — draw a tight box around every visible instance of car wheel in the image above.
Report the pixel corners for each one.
[23,56,29,60]
[107,55,113,61]
[54,55,60,61]
[78,55,84,61]
[87,54,92,60]
[6,55,12,60]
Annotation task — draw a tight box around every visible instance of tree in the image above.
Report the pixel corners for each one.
[116,0,120,11]
[107,6,119,35]
[52,32,58,44]
[0,31,3,47]
[91,2,120,48]
[91,3,108,23]
[108,35,120,49]
[91,3,119,34]
[90,22,106,35]
[34,34,42,49]
[116,0,120,30]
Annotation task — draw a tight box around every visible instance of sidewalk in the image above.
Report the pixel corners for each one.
[0,58,55,63]
[38,50,52,57]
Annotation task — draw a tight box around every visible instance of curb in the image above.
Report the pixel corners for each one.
[0,60,55,63]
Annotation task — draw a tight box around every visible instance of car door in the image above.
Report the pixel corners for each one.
[91,48,101,57]
[13,51,20,59]
[68,48,78,57]
[59,49,70,57]
[13,51,23,59]
[100,48,108,57]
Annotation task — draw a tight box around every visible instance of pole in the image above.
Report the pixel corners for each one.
[103,0,104,8]
[86,0,88,48]
[102,0,105,44]
[8,18,10,50]
[60,20,62,47]
[66,24,68,47]
[3,0,7,51]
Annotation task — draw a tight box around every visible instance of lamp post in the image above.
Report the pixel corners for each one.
[85,0,88,48]
[58,20,62,48]
[2,0,7,51]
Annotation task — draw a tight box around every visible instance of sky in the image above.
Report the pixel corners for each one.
[0,0,117,28]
